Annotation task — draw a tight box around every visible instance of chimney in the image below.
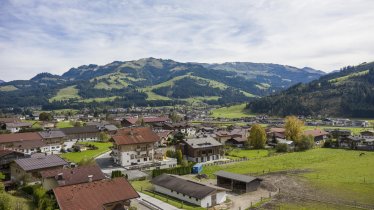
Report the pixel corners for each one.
[88,175,93,182]
[57,173,65,186]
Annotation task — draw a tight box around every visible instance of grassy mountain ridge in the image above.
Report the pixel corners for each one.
[248,62,374,117]
[0,58,324,110]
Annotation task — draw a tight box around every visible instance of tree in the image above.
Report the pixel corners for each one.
[99,132,110,142]
[276,143,288,153]
[249,124,267,149]
[169,111,181,123]
[284,116,304,143]
[296,135,314,151]
[39,112,52,121]
[176,149,183,164]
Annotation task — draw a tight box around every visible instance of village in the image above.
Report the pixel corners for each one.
[0,106,374,210]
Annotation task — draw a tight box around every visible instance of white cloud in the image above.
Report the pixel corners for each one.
[0,0,374,80]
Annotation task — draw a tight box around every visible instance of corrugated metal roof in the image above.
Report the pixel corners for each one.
[151,174,217,199]
[14,154,67,171]
[215,171,261,183]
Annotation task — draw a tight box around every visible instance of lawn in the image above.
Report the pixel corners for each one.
[203,149,374,204]
[210,103,255,118]
[304,125,372,135]
[60,142,112,163]
[275,201,359,210]
[228,149,269,159]
[56,121,74,128]
[2,191,35,210]
[131,180,205,210]
[49,85,81,102]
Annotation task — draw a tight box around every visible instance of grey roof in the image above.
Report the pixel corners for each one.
[39,130,66,139]
[183,137,222,149]
[14,154,68,171]
[151,174,218,199]
[215,171,261,183]
[104,124,118,131]
[6,122,32,128]
[60,125,100,135]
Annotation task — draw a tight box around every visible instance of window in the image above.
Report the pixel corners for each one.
[196,198,198,201]
[144,157,147,161]
[189,196,192,199]
[171,190,173,193]
[137,160,140,162]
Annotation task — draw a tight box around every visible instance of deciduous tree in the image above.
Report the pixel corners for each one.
[249,124,267,149]
[284,116,304,143]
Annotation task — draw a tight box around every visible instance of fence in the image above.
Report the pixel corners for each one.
[201,157,249,167]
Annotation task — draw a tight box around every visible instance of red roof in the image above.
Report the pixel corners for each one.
[0,132,42,144]
[304,129,329,137]
[157,130,172,139]
[113,127,160,145]
[269,127,285,133]
[54,178,139,210]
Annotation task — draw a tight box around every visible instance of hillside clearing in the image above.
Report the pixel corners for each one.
[210,103,255,118]
[49,85,81,102]
[0,85,18,91]
[329,70,369,84]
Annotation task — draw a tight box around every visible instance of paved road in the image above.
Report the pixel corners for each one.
[138,192,181,210]
[95,151,125,176]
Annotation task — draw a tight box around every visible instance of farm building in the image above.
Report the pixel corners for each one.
[215,171,262,194]
[151,174,227,208]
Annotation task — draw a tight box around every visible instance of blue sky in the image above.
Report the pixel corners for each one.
[1,0,374,81]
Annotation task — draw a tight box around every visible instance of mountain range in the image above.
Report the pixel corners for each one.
[248,61,374,117]
[0,58,324,110]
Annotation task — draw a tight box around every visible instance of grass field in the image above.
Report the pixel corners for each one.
[210,103,255,118]
[204,149,374,204]
[131,180,205,210]
[276,201,359,210]
[329,70,369,84]
[227,149,269,159]
[0,85,18,91]
[60,142,112,163]
[304,125,372,135]
[78,96,118,103]
[56,121,74,128]
[49,85,81,102]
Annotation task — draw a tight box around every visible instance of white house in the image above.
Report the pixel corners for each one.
[151,174,227,208]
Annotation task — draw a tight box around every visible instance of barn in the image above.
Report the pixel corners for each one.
[215,171,262,193]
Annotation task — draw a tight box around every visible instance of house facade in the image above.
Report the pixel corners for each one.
[111,127,159,167]
[180,137,224,163]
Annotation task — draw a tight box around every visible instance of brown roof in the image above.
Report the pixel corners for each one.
[0,149,25,158]
[123,116,169,125]
[40,164,106,187]
[54,178,139,210]
[269,127,285,133]
[0,118,21,123]
[113,127,160,145]
[11,139,46,150]
[0,132,42,144]
[156,130,172,139]
[304,129,329,137]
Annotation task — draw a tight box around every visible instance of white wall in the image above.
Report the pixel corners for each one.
[153,185,226,207]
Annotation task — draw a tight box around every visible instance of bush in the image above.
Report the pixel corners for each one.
[111,170,124,178]
[296,135,314,151]
[276,143,288,153]
[152,163,193,178]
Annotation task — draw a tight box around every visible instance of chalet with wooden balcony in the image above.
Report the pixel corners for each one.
[180,137,224,163]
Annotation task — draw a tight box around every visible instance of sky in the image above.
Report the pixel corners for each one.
[1,0,374,81]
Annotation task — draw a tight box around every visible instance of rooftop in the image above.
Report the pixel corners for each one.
[112,127,159,145]
[54,178,139,210]
[60,125,100,135]
[14,154,67,171]
[0,132,42,144]
[40,164,106,186]
[215,171,262,183]
[38,130,66,139]
[183,137,222,149]
[151,174,219,199]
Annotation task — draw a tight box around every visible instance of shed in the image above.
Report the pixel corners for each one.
[215,171,262,193]
[192,163,203,174]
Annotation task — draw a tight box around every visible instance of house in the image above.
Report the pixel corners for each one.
[60,125,100,142]
[180,137,224,163]
[151,174,227,208]
[0,117,21,130]
[0,132,44,154]
[156,130,173,146]
[214,128,248,146]
[40,164,106,190]
[325,129,352,139]
[10,154,68,184]
[163,122,197,137]
[267,127,286,140]
[304,129,329,145]
[215,171,262,194]
[53,177,139,210]
[39,130,66,153]
[225,137,247,148]
[121,116,170,127]
[5,122,32,133]
[360,130,374,137]
[111,127,159,167]
[0,149,28,180]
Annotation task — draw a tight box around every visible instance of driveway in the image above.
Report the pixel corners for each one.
[95,151,125,176]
